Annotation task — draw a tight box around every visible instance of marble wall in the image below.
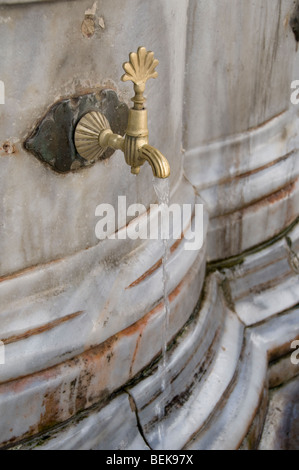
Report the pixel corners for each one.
[0,0,207,447]
[183,0,299,260]
[0,0,188,276]
[0,0,298,449]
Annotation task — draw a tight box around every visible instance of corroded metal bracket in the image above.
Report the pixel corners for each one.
[24,89,128,173]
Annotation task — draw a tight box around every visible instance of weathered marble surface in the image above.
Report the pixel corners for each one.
[185,308,299,449]
[0,1,53,4]
[0,0,209,449]
[183,0,299,260]
[259,377,299,450]
[184,108,299,260]
[17,393,150,451]
[128,275,244,450]
[0,178,207,446]
[0,177,206,384]
[15,247,299,450]
[12,220,297,450]
[223,220,299,326]
[0,0,188,276]
[0,252,205,447]
[184,0,296,148]
[0,0,298,451]
[269,354,299,389]
[127,271,299,450]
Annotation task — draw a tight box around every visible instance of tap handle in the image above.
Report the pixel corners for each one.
[121,46,159,110]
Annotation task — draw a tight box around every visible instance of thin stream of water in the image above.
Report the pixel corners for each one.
[152,177,171,450]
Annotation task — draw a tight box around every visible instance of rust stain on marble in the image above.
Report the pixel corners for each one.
[126,219,193,289]
[248,110,287,133]
[233,151,295,182]
[122,277,186,340]
[127,258,163,289]
[0,256,66,284]
[254,179,296,211]
[1,311,84,346]
[0,265,196,447]
[215,179,297,221]
[265,181,297,205]
[129,332,143,378]
[0,141,16,155]
[128,267,196,378]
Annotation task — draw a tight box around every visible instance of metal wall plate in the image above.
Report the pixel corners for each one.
[24,89,129,173]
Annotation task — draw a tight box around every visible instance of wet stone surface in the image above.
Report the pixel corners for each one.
[24,89,128,173]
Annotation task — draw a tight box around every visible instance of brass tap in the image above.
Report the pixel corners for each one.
[74,47,170,179]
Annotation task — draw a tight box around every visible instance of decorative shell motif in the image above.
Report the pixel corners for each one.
[121,46,159,87]
[75,111,111,162]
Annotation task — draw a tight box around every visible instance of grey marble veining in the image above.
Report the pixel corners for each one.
[227,221,299,326]
[183,0,299,259]
[0,0,298,451]
[16,264,299,450]
[14,393,150,450]
[0,0,188,275]
[259,377,299,450]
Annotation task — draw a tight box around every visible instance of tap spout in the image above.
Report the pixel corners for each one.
[139,144,170,179]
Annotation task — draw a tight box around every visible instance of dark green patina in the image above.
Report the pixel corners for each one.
[24,89,129,173]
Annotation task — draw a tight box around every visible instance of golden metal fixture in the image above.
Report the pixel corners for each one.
[74,47,170,178]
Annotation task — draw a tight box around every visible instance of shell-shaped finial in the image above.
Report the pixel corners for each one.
[121,47,159,86]
[121,47,159,109]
